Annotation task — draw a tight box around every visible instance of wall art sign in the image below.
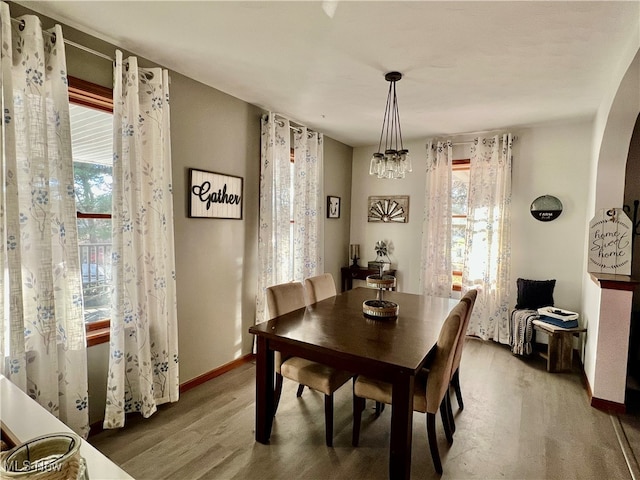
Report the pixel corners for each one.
[530,194,563,222]
[588,207,632,275]
[368,195,409,223]
[327,196,340,218]
[189,168,243,219]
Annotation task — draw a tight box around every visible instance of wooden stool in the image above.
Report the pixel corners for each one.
[532,319,587,373]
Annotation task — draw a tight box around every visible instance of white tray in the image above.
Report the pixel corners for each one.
[537,306,579,321]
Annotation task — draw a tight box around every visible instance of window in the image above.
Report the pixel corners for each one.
[451,159,470,291]
[68,77,113,346]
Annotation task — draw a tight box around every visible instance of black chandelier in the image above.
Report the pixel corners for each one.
[369,71,412,179]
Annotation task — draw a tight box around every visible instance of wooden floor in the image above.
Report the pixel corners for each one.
[89,338,631,479]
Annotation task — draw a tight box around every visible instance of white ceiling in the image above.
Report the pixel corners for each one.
[19,1,640,147]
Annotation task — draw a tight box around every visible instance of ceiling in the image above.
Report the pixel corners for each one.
[19,1,640,147]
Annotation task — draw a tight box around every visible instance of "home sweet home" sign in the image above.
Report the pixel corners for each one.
[588,207,632,275]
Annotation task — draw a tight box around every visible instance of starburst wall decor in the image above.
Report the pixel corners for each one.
[367,195,409,223]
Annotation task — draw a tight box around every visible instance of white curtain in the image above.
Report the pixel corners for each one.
[463,134,513,343]
[420,139,453,297]
[256,114,323,324]
[0,3,89,437]
[293,127,324,282]
[104,51,178,428]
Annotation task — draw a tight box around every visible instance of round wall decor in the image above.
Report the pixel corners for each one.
[530,195,563,222]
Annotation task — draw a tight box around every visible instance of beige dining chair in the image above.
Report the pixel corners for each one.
[447,289,478,429]
[420,289,478,439]
[303,273,337,304]
[266,281,353,447]
[351,299,468,474]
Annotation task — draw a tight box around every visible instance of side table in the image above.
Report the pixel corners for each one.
[340,266,397,292]
[532,319,587,372]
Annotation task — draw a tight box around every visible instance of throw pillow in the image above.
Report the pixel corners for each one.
[515,278,555,310]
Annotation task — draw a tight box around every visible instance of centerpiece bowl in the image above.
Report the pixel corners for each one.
[363,274,398,319]
[362,299,399,320]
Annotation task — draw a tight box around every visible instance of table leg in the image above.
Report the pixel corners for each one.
[389,373,415,480]
[255,336,274,443]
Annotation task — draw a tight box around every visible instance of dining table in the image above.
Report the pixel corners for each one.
[249,287,457,480]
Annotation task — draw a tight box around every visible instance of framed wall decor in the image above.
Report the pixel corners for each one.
[368,195,409,223]
[327,195,341,218]
[189,168,243,219]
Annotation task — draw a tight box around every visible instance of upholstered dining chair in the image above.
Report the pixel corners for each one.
[296,273,341,400]
[303,273,337,304]
[266,281,353,447]
[352,299,468,474]
[450,290,478,411]
[435,288,478,439]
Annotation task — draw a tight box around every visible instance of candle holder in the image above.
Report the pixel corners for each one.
[349,244,360,267]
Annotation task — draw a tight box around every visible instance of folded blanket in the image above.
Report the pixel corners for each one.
[510,309,538,356]
[537,315,579,329]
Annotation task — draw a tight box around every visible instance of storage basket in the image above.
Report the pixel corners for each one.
[0,432,87,480]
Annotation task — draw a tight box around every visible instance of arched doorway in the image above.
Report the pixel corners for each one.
[624,113,640,405]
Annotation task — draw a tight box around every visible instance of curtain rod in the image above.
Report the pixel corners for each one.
[10,17,114,62]
[268,113,319,136]
[428,136,518,147]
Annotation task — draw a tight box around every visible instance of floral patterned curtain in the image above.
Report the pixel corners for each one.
[421,139,453,297]
[463,134,513,343]
[293,127,324,281]
[0,2,89,437]
[256,115,323,324]
[104,51,178,428]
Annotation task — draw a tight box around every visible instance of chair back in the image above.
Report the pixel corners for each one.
[450,289,478,380]
[425,300,468,414]
[304,273,337,304]
[266,282,306,320]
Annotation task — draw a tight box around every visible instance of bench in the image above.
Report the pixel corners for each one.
[532,319,586,372]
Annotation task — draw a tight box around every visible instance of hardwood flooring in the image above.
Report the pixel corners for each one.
[89,338,631,479]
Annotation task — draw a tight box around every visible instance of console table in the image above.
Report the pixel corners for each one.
[341,266,397,292]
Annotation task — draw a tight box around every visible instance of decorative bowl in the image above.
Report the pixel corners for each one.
[362,299,399,320]
[366,274,396,290]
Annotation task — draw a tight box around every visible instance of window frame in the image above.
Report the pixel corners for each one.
[68,76,113,346]
[451,158,470,292]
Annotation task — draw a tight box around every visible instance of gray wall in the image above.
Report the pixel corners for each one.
[323,137,353,288]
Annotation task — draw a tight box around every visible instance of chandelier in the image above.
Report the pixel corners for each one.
[369,71,412,179]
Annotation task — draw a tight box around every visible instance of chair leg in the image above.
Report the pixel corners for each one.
[446,390,456,435]
[427,412,443,474]
[274,373,283,417]
[452,368,464,411]
[324,394,334,447]
[296,384,305,397]
[353,394,365,446]
[375,401,385,416]
[439,398,453,444]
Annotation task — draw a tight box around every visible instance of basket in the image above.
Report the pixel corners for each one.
[365,274,396,290]
[363,299,399,320]
[0,433,88,480]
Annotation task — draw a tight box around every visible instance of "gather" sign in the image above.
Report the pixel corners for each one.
[189,169,243,219]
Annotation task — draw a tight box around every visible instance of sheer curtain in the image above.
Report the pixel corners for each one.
[0,3,89,437]
[293,127,324,281]
[421,139,453,297]
[104,51,178,428]
[256,114,323,324]
[463,134,513,343]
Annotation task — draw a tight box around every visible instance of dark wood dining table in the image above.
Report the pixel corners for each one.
[249,287,457,480]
